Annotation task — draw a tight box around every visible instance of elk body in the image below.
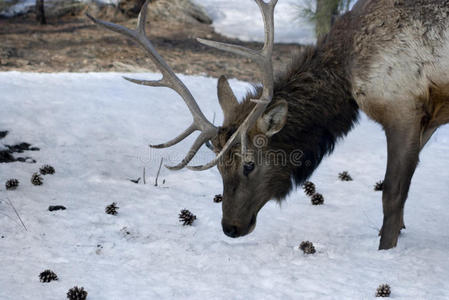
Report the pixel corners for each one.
[89,0,449,250]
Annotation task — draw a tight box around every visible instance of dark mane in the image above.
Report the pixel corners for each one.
[226,45,359,199]
[274,46,359,191]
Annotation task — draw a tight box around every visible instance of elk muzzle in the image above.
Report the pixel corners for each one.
[222,214,257,238]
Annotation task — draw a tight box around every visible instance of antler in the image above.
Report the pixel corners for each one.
[188,0,278,170]
[87,0,277,171]
[86,0,217,170]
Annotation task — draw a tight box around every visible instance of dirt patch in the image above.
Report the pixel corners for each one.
[0,8,302,82]
[0,132,39,163]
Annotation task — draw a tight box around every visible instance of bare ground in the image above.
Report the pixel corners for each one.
[0,13,302,82]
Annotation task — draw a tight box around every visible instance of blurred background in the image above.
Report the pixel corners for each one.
[0,0,354,81]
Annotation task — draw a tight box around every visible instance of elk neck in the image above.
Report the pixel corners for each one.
[234,44,360,195]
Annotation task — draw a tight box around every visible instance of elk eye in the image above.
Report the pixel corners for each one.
[243,162,255,176]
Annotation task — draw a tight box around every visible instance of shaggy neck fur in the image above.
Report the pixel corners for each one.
[275,45,359,190]
[230,45,360,199]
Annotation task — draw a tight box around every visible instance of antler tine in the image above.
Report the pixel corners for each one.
[165,132,213,170]
[197,0,277,58]
[187,103,265,171]
[136,0,148,35]
[189,0,278,170]
[197,0,276,87]
[196,38,260,60]
[87,0,218,168]
[187,125,241,171]
[150,124,196,148]
[88,3,212,125]
[123,76,165,87]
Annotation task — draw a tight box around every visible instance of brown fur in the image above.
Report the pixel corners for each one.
[212,0,449,249]
[426,83,449,128]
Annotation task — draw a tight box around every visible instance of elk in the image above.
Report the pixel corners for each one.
[88,0,449,250]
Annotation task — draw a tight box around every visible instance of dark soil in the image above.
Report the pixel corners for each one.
[0,131,39,163]
[0,13,302,82]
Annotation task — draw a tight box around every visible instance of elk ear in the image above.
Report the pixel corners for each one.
[217,75,238,124]
[256,100,288,137]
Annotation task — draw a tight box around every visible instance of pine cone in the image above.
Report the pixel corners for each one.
[213,194,223,203]
[40,164,55,175]
[302,181,316,197]
[338,171,353,181]
[31,173,43,186]
[67,286,88,300]
[299,241,316,254]
[179,209,196,226]
[311,193,324,205]
[39,269,58,283]
[5,178,19,190]
[375,284,391,297]
[105,202,119,215]
[374,180,384,191]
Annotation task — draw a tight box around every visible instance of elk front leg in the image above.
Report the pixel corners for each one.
[382,125,437,237]
[379,122,421,250]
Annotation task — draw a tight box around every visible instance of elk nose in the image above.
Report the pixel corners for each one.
[222,223,239,238]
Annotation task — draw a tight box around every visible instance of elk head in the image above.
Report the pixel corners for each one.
[211,76,289,237]
[87,0,286,238]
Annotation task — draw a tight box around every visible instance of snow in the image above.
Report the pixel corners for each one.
[0,0,120,17]
[194,0,316,44]
[194,0,358,44]
[0,0,34,17]
[1,72,449,299]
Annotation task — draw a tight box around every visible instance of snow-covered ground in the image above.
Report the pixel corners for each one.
[0,0,123,18]
[195,0,316,44]
[194,0,359,43]
[1,72,449,299]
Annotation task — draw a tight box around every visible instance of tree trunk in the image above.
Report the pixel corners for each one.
[315,0,339,39]
[36,0,46,25]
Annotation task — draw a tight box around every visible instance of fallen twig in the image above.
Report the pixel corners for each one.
[6,197,27,231]
[155,158,163,187]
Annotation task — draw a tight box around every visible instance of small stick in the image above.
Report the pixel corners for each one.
[143,167,146,184]
[155,158,163,186]
[6,197,27,231]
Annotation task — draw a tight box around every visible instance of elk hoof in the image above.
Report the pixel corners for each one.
[378,226,401,250]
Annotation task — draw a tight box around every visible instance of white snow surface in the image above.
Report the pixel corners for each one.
[0,0,34,17]
[193,0,316,44]
[1,72,449,299]
[0,0,119,17]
